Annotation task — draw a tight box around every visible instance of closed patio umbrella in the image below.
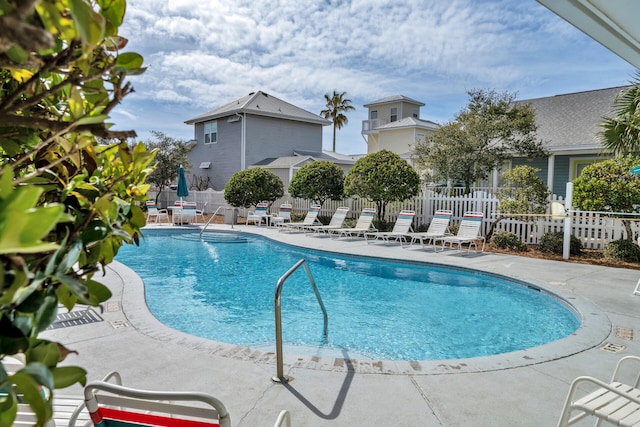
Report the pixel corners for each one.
[177,165,189,205]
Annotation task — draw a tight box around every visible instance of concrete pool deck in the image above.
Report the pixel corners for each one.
[43,223,640,426]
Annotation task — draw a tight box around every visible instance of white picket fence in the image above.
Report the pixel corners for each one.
[151,188,640,250]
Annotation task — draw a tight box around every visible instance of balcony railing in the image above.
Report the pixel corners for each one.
[361,118,389,134]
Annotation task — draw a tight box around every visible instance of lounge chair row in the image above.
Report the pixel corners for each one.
[252,203,485,253]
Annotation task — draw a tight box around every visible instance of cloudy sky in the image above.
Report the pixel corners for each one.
[110,0,637,154]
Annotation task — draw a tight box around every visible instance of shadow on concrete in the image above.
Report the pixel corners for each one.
[282,350,355,420]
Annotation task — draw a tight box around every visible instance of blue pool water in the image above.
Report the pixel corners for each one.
[116,231,580,361]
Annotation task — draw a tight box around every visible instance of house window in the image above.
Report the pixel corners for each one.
[412,109,419,118]
[570,157,609,180]
[370,110,378,120]
[390,107,398,122]
[204,121,217,144]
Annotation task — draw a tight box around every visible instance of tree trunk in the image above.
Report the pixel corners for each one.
[623,219,634,241]
[486,216,504,241]
[332,125,337,152]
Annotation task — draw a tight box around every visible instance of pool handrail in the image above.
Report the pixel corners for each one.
[200,205,234,236]
[272,258,328,384]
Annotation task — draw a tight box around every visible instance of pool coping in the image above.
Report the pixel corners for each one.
[115,225,612,375]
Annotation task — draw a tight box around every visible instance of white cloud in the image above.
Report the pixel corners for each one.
[114,0,636,153]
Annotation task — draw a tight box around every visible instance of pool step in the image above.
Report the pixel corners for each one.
[171,232,249,243]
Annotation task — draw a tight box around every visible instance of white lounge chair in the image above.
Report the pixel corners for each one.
[246,202,269,226]
[305,206,350,234]
[270,203,292,227]
[328,208,377,239]
[557,355,640,427]
[364,210,415,245]
[5,356,119,427]
[436,211,485,252]
[407,210,453,251]
[145,201,169,223]
[72,375,290,427]
[279,205,321,232]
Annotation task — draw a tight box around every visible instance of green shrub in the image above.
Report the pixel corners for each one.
[342,218,357,228]
[604,239,640,263]
[317,215,332,225]
[490,231,527,252]
[374,219,393,232]
[290,212,306,222]
[538,232,582,255]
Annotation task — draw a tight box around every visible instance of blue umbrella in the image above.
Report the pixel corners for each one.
[176,165,189,204]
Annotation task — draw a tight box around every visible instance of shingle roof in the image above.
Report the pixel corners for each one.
[293,150,358,163]
[185,91,331,126]
[376,116,440,131]
[515,86,631,151]
[363,94,425,108]
[252,156,313,168]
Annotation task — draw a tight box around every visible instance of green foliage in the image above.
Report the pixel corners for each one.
[573,156,640,211]
[0,1,151,424]
[224,168,283,208]
[488,165,550,238]
[490,231,527,252]
[601,74,640,156]
[144,131,193,197]
[344,150,420,220]
[288,161,344,207]
[497,166,550,216]
[320,90,355,152]
[604,239,640,263]
[572,155,640,240]
[413,89,547,193]
[538,232,583,255]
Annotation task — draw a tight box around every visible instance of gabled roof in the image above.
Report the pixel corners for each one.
[252,156,314,168]
[376,116,440,131]
[293,150,358,164]
[363,94,425,108]
[185,91,331,126]
[515,86,630,151]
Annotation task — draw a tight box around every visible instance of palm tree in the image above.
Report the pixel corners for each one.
[320,90,355,152]
[601,73,640,155]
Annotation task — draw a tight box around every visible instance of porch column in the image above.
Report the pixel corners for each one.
[547,154,555,193]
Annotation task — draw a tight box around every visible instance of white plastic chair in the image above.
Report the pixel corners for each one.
[436,211,485,252]
[407,210,453,250]
[557,355,640,426]
[271,203,292,227]
[364,210,415,245]
[246,202,269,226]
[328,208,377,239]
[195,201,207,223]
[145,201,169,223]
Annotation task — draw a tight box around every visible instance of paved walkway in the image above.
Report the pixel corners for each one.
[43,224,640,426]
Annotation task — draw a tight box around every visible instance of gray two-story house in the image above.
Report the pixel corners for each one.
[185,91,331,190]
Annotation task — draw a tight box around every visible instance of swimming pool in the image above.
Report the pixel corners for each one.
[116,231,580,361]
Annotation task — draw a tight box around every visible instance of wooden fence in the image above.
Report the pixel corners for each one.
[151,189,640,250]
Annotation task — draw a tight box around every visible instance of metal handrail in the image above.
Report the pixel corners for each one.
[200,206,234,236]
[272,259,328,383]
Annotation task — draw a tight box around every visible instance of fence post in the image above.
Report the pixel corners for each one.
[563,183,573,260]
